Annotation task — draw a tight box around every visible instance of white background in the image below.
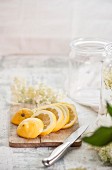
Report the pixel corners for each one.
[0,0,112,55]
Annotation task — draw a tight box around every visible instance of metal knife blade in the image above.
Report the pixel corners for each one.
[42,124,89,167]
[64,124,89,144]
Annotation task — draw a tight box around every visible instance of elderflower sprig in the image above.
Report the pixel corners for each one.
[96,143,112,164]
[103,67,112,89]
[11,77,65,106]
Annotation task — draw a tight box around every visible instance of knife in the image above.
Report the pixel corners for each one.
[42,124,89,167]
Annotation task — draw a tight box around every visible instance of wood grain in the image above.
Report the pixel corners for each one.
[9,104,82,148]
[40,122,81,147]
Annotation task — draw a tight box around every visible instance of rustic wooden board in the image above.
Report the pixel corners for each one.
[9,104,82,148]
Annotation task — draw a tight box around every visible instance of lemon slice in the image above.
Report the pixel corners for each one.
[61,103,78,129]
[33,104,64,132]
[54,103,69,128]
[32,110,56,136]
[11,108,34,125]
[17,118,44,139]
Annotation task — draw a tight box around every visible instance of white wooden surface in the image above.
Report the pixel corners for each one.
[0,55,111,170]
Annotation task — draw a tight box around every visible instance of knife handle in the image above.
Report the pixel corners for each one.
[42,142,71,167]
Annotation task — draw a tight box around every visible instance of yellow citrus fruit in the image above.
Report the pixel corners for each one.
[11,108,34,125]
[32,110,56,136]
[33,104,64,132]
[17,118,44,139]
[61,103,78,129]
[54,103,69,128]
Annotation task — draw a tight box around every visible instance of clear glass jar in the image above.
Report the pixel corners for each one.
[69,38,107,110]
[101,43,112,114]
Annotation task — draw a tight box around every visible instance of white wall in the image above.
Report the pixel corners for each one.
[0,0,112,55]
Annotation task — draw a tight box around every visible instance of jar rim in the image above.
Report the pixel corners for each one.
[70,38,108,53]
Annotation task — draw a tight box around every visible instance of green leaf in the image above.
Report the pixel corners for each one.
[83,127,112,146]
[107,102,112,117]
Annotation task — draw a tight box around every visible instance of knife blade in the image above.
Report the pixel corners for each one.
[42,124,89,167]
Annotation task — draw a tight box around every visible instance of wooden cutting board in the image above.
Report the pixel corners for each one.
[9,104,82,148]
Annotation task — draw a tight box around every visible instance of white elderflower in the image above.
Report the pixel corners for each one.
[97,143,112,164]
[11,77,65,106]
[103,67,112,89]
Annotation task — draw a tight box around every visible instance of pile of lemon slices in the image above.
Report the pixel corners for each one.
[11,103,78,139]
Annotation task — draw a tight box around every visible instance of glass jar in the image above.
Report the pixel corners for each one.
[101,43,112,114]
[69,38,107,111]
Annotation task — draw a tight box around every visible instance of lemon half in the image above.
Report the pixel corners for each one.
[11,108,34,125]
[17,118,44,138]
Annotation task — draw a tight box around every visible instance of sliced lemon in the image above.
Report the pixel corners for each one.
[11,108,34,125]
[32,110,56,136]
[61,103,78,129]
[54,103,69,128]
[17,118,44,139]
[33,104,64,132]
